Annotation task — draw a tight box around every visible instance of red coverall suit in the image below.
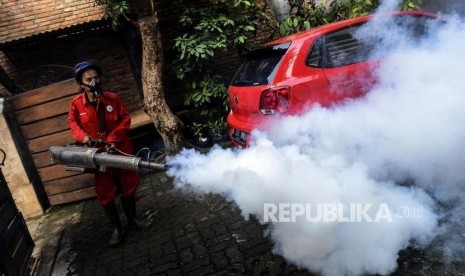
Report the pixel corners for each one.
[68,91,140,206]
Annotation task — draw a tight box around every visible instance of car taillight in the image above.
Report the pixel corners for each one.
[259,86,290,115]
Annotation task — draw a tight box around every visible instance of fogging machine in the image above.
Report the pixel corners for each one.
[49,145,167,173]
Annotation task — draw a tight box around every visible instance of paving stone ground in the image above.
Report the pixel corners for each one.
[29,172,312,276]
[27,172,465,276]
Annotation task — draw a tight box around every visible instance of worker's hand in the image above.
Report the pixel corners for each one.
[82,135,92,146]
[105,143,116,154]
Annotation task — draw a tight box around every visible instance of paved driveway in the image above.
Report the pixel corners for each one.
[27,172,464,275]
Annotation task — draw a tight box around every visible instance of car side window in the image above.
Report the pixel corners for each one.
[324,25,369,68]
[306,37,324,68]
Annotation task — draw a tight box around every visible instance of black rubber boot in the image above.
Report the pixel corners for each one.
[121,194,153,229]
[102,201,123,246]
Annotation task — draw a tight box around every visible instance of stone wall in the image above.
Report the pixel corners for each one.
[0,98,43,219]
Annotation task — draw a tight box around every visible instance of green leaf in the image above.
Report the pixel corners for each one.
[286,17,292,25]
[293,17,299,27]
[193,93,202,101]
[279,23,288,36]
[244,25,255,31]
[304,21,311,29]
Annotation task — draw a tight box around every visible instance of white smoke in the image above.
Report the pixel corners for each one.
[167,2,465,276]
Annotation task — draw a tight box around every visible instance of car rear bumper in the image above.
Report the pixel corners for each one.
[227,111,279,147]
[227,112,257,147]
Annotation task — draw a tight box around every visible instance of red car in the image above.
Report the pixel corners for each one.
[227,11,437,147]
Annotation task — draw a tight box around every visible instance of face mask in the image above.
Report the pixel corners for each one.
[88,79,103,97]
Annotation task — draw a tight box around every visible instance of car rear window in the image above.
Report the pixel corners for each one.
[230,42,290,86]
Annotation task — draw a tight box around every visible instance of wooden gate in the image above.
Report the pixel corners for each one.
[10,79,96,205]
[0,150,34,276]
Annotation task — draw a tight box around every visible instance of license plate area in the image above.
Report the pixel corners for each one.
[231,129,248,145]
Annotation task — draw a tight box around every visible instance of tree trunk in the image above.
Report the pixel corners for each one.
[137,15,185,155]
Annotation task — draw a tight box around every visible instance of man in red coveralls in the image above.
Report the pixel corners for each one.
[68,61,151,246]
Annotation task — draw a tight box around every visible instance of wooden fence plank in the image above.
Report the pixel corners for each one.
[27,130,74,154]
[15,95,76,125]
[11,79,152,206]
[32,152,54,169]
[48,187,96,206]
[11,79,79,110]
[43,174,94,196]
[12,79,103,206]
[20,114,70,140]
[23,109,148,142]
[130,109,152,129]
[37,165,81,183]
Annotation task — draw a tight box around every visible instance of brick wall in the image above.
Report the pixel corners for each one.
[0,0,279,107]
[0,51,17,96]
[0,0,105,44]
[2,27,142,112]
